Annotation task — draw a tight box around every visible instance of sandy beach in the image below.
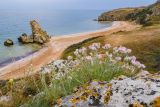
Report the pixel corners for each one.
[0,21,137,80]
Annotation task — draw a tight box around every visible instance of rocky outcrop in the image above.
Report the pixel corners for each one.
[18,20,50,44]
[56,72,160,107]
[18,33,33,44]
[30,20,50,44]
[4,39,14,46]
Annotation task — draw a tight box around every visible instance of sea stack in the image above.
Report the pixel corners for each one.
[18,20,50,44]
[30,20,50,44]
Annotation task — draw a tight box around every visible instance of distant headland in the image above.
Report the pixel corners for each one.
[98,1,160,25]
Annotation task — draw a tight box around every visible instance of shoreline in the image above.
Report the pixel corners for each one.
[0,22,113,68]
[0,50,39,68]
[0,21,137,80]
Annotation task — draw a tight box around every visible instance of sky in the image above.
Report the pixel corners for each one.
[0,0,157,10]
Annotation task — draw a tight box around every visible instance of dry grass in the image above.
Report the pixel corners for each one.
[61,24,160,72]
[61,36,105,59]
[106,8,141,15]
[103,24,160,72]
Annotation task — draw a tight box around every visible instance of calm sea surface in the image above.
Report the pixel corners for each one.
[0,10,112,66]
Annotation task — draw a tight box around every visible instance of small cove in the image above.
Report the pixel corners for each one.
[0,10,112,66]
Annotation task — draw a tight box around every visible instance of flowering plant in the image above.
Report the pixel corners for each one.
[40,43,146,80]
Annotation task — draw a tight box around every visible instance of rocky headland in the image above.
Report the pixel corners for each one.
[98,1,160,25]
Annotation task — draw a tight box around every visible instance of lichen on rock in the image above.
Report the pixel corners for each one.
[55,73,160,107]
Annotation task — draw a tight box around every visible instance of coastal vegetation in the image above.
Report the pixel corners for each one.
[61,36,105,59]
[62,24,160,72]
[0,21,160,107]
[0,1,160,107]
[0,43,148,107]
[98,1,160,25]
[0,23,160,107]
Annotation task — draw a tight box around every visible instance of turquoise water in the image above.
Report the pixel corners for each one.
[0,10,112,65]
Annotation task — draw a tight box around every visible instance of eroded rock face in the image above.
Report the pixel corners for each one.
[55,73,160,107]
[18,20,50,44]
[30,20,50,44]
[4,39,14,46]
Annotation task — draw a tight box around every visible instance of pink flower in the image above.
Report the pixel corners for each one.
[115,57,122,61]
[96,54,103,59]
[130,56,136,61]
[85,56,92,61]
[118,46,127,53]
[131,60,145,69]
[102,44,111,49]
[88,43,101,51]
[127,49,132,53]
[140,64,146,69]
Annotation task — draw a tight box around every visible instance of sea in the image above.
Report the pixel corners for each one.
[0,10,112,66]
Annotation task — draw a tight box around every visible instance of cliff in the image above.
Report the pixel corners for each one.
[98,8,144,21]
[98,2,160,25]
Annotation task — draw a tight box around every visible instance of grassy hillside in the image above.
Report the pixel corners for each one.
[98,8,143,21]
[61,36,105,59]
[98,2,160,25]
[62,24,160,72]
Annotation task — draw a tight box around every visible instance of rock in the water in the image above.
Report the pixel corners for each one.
[18,33,33,44]
[31,20,50,44]
[4,39,14,46]
[18,20,50,44]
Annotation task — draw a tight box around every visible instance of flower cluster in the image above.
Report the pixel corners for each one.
[113,46,132,54]
[88,43,101,51]
[74,43,145,72]
[102,44,111,49]
[40,58,78,80]
[40,43,146,80]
